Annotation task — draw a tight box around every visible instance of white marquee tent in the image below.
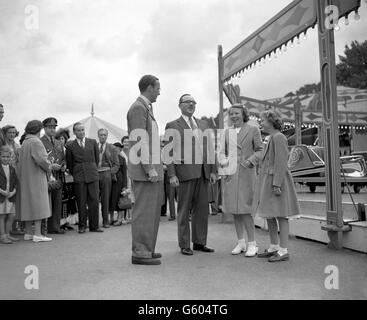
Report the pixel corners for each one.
[64,108,127,144]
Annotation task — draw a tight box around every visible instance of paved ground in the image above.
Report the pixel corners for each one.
[1,214,366,300]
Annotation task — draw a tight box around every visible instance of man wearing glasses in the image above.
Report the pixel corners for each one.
[164,94,217,256]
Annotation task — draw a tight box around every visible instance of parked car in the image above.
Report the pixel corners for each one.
[288,145,367,193]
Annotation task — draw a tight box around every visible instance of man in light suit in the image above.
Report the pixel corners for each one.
[165,94,217,256]
[96,128,119,228]
[65,123,103,234]
[127,74,164,265]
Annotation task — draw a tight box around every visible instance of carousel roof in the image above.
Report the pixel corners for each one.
[267,86,367,113]
[65,106,127,144]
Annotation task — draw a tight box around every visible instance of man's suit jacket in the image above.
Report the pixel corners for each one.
[65,138,99,183]
[40,135,65,181]
[127,97,163,182]
[165,116,216,182]
[99,143,120,179]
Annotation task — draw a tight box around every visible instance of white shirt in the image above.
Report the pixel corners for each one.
[77,138,85,147]
[234,126,241,134]
[181,114,198,130]
[1,164,10,190]
[139,95,152,110]
[98,142,106,153]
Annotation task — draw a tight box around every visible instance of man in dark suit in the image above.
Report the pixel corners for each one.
[65,122,103,234]
[165,94,217,256]
[97,128,119,228]
[127,74,164,265]
[41,117,65,234]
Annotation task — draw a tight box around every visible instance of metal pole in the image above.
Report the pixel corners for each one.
[316,0,350,249]
[218,45,224,130]
[294,97,302,145]
[218,45,225,223]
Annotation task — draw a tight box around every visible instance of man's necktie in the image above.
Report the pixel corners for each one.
[80,140,84,148]
[189,117,202,161]
[189,117,198,130]
[99,143,104,167]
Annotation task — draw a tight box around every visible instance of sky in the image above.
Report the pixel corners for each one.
[1,0,367,137]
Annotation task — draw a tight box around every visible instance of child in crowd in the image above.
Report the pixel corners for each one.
[0,146,18,244]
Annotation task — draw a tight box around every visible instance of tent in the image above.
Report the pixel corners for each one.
[64,108,127,144]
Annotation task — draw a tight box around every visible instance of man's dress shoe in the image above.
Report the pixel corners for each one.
[152,253,162,259]
[78,228,86,234]
[89,228,104,233]
[193,244,215,253]
[181,248,194,256]
[132,257,161,265]
[102,224,110,228]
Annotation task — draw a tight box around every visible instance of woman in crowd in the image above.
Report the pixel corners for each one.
[55,128,77,229]
[2,125,20,166]
[0,146,18,244]
[253,110,300,262]
[109,142,128,226]
[219,104,263,257]
[2,125,23,235]
[119,136,133,222]
[17,120,60,243]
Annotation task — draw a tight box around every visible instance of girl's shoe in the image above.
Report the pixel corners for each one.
[24,234,34,241]
[6,235,19,242]
[268,253,290,262]
[231,241,247,255]
[245,245,258,257]
[257,249,278,258]
[1,236,12,244]
[33,235,52,243]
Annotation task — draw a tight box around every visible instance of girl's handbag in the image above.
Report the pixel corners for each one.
[118,195,132,210]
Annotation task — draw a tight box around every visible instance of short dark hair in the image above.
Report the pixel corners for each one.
[0,104,3,109]
[178,94,192,104]
[73,122,83,132]
[97,128,108,135]
[260,110,283,131]
[229,104,249,123]
[138,75,159,93]
[121,135,129,144]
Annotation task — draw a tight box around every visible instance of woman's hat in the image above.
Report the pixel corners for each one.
[113,142,123,148]
[25,120,43,135]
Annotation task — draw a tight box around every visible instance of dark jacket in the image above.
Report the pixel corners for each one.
[99,143,120,180]
[0,164,17,203]
[119,154,128,189]
[65,138,99,183]
[164,116,217,182]
[40,135,65,181]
